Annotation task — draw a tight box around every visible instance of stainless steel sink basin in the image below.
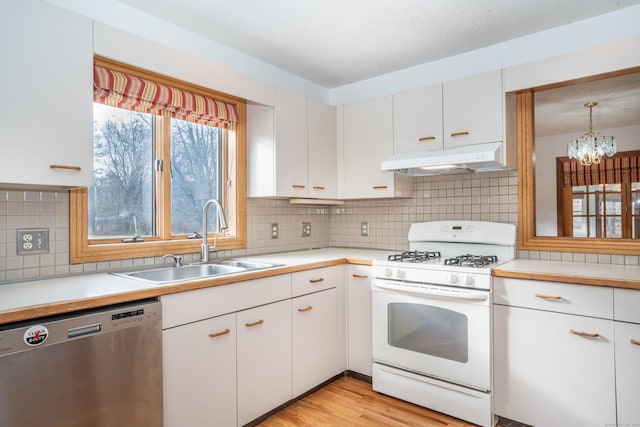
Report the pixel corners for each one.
[215,260,280,270]
[111,259,283,284]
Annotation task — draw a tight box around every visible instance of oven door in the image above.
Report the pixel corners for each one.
[372,278,491,391]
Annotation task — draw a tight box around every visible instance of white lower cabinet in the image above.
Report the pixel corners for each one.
[292,288,337,396]
[614,288,640,426]
[163,313,237,427]
[237,299,292,426]
[615,321,640,426]
[346,265,372,376]
[494,278,616,427]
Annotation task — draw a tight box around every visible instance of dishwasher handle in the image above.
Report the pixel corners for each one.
[68,323,102,339]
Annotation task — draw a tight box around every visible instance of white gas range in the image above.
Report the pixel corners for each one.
[371,220,516,427]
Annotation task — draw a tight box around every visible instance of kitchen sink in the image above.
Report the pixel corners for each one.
[111,259,283,284]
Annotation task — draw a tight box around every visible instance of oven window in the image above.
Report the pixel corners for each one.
[388,303,468,363]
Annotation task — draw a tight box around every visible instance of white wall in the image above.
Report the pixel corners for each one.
[44,0,640,106]
[535,125,640,236]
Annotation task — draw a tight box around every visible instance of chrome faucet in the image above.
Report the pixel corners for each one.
[163,254,184,267]
[201,199,228,263]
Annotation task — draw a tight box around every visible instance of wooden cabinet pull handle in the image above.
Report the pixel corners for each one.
[631,339,640,346]
[298,305,313,312]
[309,278,324,284]
[292,184,306,189]
[352,274,369,279]
[535,293,562,300]
[418,136,436,141]
[372,185,388,190]
[245,320,264,327]
[570,329,600,338]
[49,164,82,171]
[312,186,325,190]
[208,328,231,338]
[450,131,470,137]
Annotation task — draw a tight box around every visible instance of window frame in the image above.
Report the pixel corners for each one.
[70,56,247,264]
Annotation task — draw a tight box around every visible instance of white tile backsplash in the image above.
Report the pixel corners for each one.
[0,169,636,281]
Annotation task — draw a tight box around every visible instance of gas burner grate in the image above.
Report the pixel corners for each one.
[444,254,498,268]
[388,250,441,263]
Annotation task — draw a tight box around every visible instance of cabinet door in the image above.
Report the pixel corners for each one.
[343,97,410,198]
[237,299,292,426]
[443,70,503,148]
[347,265,372,376]
[615,321,640,426]
[494,305,616,427]
[292,288,337,396]
[163,313,236,427]
[275,88,308,197]
[308,98,337,198]
[0,1,93,188]
[393,85,443,153]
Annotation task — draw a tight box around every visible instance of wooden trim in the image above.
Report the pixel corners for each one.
[492,268,640,290]
[516,74,640,254]
[70,57,248,264]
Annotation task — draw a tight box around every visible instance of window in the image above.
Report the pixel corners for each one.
[557,151,640,239]
[70,57,247,263]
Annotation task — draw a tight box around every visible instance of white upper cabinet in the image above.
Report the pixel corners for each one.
[393,84,443,153]
[307,98,337,198]
[247,88,337,199]
[0,1,93,188]
[443,70,503,148]
[341,96,412,199]
[274,88,308,197]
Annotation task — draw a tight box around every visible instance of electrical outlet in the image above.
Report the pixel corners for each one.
[302,222,311,237]
[271,223,279,239]
[361,222,369,236]
[17,228,49,255]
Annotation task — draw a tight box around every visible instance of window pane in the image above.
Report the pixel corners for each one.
[171,119,222,235]
[573,216,587,237]
[605,183,621,192]
[572,194,586,215]
[89,103,154,238]
[605,217,622,238]
[605,193,621,215]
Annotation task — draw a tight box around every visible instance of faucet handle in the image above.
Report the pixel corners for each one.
[163,254,184,267]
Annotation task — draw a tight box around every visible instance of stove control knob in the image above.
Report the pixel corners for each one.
[449,274,459,284]
[385,268,392,277]
[463,275,475,286]
[396,270,406,279]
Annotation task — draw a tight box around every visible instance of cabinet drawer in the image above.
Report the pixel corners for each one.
[614,288,640,323]
[292,266,338,297]
[493,278,613,319]
[162,275,291,329]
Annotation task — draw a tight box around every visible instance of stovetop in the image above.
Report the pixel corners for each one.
[386,251,500,269]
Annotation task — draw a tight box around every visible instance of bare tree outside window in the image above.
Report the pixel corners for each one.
[89,103,153,238]
[170,119,221,235]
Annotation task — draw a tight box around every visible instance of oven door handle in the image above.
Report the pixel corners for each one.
[373,280,489,301]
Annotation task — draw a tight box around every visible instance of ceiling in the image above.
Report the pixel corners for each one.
[111,0,640,135]
[535,71,640,136]
[116,0,640,88]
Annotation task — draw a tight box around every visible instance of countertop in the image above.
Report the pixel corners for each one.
[493,259,640,290]
[0,248,389,325]
[3,249,640,326]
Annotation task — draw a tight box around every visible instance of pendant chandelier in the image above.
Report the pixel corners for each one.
[567,101,617,166]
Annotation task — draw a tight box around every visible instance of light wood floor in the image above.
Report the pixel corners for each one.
[257,376,480,427]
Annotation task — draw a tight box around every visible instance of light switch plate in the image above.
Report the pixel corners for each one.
[17,228,49,255]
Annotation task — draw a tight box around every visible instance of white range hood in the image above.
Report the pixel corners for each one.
[381,142,508,176]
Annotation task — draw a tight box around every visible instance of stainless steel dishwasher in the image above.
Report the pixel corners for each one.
[0,299,162,427]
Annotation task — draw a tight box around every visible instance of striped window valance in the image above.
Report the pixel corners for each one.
[94,64,239,129]
[562,154,640,187]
